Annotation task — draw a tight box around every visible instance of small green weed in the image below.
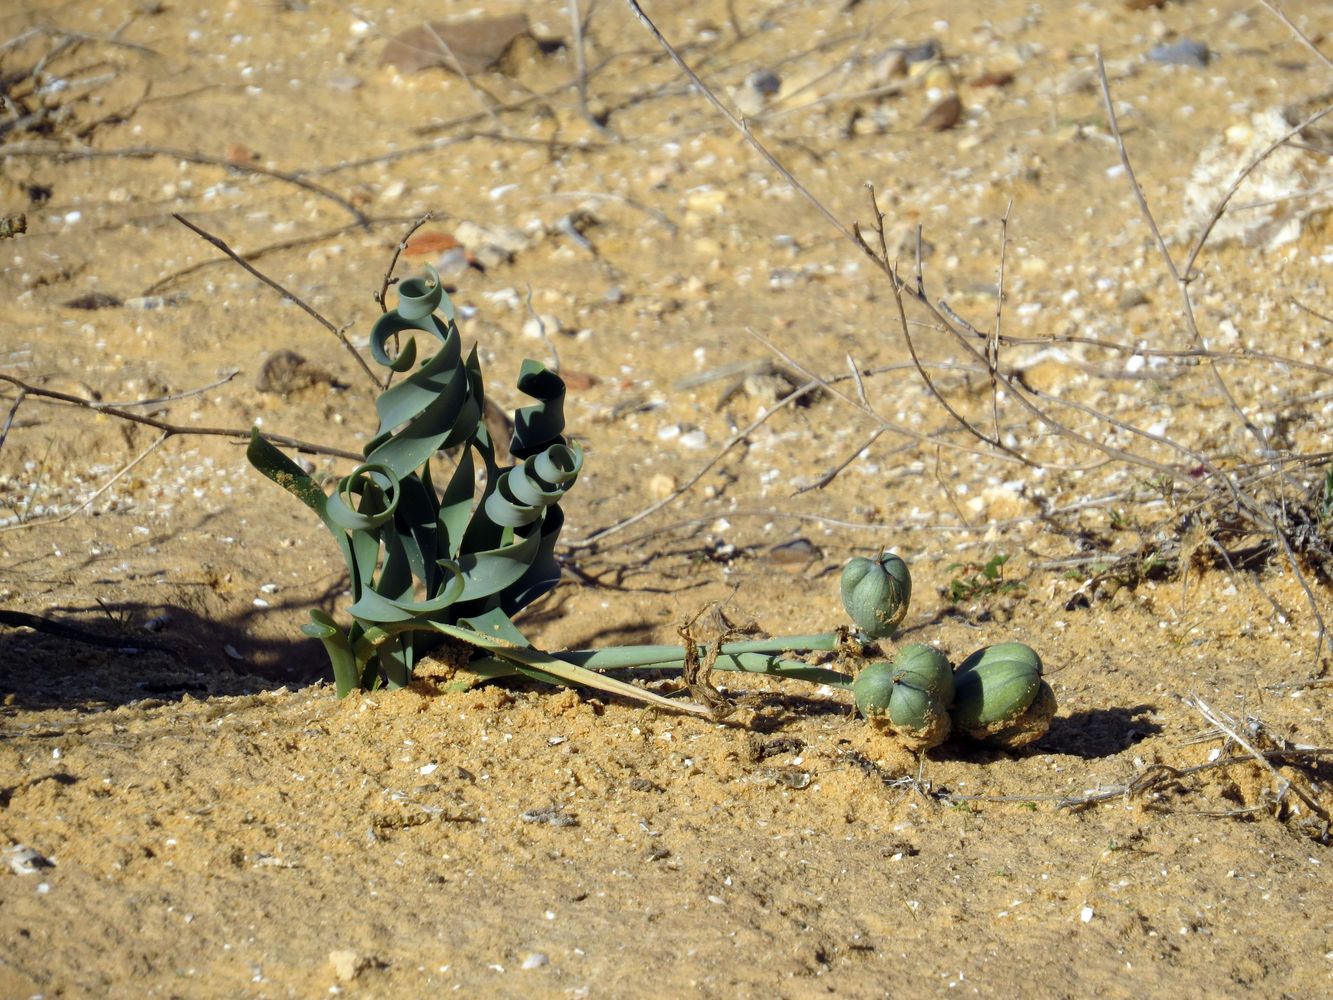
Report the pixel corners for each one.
[944,552,1025,603]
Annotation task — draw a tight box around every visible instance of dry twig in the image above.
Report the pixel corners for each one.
[172,214,380,393]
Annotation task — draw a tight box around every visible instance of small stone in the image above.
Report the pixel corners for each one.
[922,63,954,92]
[872,48,908,83]
[647,473,678,499]
[685,188,728,218]
[678,428,709,450]
[735,70,780,116]
[454,220,531,256]
[896,39,941,68]
[329,950,369,982]
[522,314,563,339]
[520,952,549,970]
[1117,288,1149,311]
[1148,39,1209,68]
[61,291,122,310]
[327,73,362,92]
[747,69,781,97]
[5,845,53,876]
[435,246,471,280]
[969,69,1015,88]
[124,293,188,310]
[767,538,821,572]
[918,93,962,131]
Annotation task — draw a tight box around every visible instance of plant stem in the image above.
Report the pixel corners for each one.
[473,641,854,690]
[564,632,844,665]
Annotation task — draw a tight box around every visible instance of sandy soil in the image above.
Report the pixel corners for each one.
[2,0,1332,996]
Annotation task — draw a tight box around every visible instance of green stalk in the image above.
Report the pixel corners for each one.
[471,643,854,689]
[551,632,843,667]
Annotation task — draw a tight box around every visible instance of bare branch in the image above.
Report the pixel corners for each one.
[172,214,381,392]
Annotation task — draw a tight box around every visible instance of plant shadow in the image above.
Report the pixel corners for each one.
[0,598,331,713]
[1037,704,1162,758]
[934,704,1162,762]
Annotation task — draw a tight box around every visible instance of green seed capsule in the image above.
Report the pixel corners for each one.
[851,660,898,719]
[841,552,912,638]
[853,646,952,752]
[974,680,1057,750]
[890,644,954,707]
[952,643,1054,746]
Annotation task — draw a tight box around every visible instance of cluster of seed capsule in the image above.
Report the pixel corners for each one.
[841,552,1056,753]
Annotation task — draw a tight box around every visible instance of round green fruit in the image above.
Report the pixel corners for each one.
[971,680,1057,750]
[852,645,952,752]
[891,643,954,707]
[952,643,1054,747]
[841,552,912,638]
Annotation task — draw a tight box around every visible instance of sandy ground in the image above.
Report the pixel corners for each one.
[2,0,1332,996]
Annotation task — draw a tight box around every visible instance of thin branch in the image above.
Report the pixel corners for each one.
[377,211,435,314]
[991,201,1012,441]
[1186,695,1329,823]
[0,431,169,534]
[1,143,369,225]
[172,214,381,392]
[143,216,421,297]
[0,373,362,461]
[747,326,1024,465]
[1095,52,1179,282]
[0,609,175,653]
[98,369,239,409]
[1259,0,1333,74]
[0,388,26,455]
[621,0,858,248]
[568,0,611,134]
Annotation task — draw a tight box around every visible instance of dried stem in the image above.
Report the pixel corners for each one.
[1259,0,1333,74]
[172,214,380,393]
[0,431,169,534]
[2,143,369,225]
[0,373,362,461]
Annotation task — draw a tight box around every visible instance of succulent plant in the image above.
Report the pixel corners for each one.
[951,642,1055,749]
[841,551,912,638]
[852,644,952,752]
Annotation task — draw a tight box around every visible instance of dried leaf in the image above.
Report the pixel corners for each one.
[402,230,462,260]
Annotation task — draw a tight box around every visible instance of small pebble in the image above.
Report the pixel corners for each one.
[520,805,577,827]
[5,845,54,876]
[647,472,678,499]
[329,950,368,982]
[746,69,781,97]
[1117,288,1149,311]
[520,952,549,970]
[919,93,962,131]
[521,315,562,339]
[678,428,709,450]
[897,39,941,67]
[1148,39,1210,68]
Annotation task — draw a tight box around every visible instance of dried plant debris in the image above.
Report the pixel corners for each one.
[0,213,26,239]
[254,350,344,395]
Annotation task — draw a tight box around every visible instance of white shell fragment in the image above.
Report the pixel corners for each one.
[5,844,54,876]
